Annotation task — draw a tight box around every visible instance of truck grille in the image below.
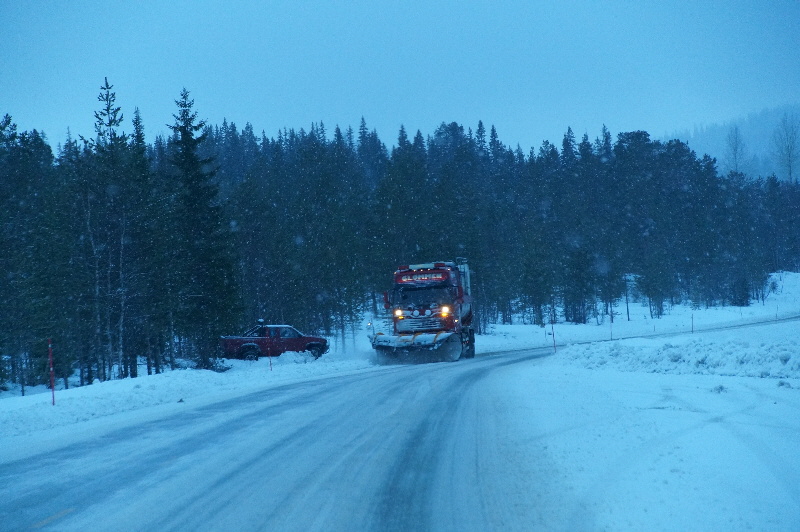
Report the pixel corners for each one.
[396,317,444,333]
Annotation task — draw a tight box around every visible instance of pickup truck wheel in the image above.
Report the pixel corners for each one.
[240,347,260,361]
[308,346,323,359]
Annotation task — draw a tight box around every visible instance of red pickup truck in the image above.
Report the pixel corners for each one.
[219,320,329,359]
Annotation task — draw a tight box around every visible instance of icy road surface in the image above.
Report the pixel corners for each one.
[3,344,799,531]
[3,349,553,531]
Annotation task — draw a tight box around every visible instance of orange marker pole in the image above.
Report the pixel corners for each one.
[48,339,55,405]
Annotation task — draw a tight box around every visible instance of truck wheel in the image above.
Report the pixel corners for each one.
[240,347,260,360]
[465,329,476,358]
[308,346,323,359]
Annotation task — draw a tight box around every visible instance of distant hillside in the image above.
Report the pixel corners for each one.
[666,104,800,180]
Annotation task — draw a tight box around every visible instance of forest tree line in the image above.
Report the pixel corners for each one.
[2,81,799,391]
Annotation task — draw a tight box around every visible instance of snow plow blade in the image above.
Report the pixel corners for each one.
[371,331,463,363]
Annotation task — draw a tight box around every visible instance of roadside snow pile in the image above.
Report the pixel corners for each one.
[559,320,800,379]
[553,271,800,379]
[0,355,377,439]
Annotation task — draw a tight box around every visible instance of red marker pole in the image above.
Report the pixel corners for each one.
[48,338,55,405]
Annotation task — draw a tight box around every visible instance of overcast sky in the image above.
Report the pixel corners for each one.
[2,1,799,151]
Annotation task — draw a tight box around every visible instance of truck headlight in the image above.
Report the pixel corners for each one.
[441,306,450,317]
[394,308,403,317]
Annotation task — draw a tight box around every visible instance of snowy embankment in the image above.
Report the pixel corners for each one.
[484,270,800,380]
[1,273,799,442]
[561,322,800,379]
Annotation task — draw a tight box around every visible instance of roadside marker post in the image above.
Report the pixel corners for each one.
[48,338,55,406]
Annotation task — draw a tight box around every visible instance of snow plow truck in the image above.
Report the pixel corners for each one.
[371,259,475,362]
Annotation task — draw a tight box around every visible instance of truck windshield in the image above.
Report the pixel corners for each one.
[393,286,452,307]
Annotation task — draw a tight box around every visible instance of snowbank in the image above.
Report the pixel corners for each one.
[481,271,800,380]
[560,322,800,379]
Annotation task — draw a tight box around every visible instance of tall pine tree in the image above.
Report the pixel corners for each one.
[167,88,239,368]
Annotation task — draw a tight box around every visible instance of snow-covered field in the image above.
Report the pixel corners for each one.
[2,273,799,530]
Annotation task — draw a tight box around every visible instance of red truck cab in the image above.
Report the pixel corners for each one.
[220,320,329,359]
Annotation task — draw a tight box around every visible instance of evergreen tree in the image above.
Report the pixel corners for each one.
[374,125,431,266]
[94,77,133,379]
[557,129,594,323]
[475,120,487,157]
[357,117,388,188]
[122,107,161,377]
[426,122,481,259]
[325,125,370,338]
[54,133,97,385]
[227,133,284,328]
[167,88,239,368]
[0,118,58,391]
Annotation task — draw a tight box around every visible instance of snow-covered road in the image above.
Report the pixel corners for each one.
[3,343,799,531]
[2,349,551,531]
